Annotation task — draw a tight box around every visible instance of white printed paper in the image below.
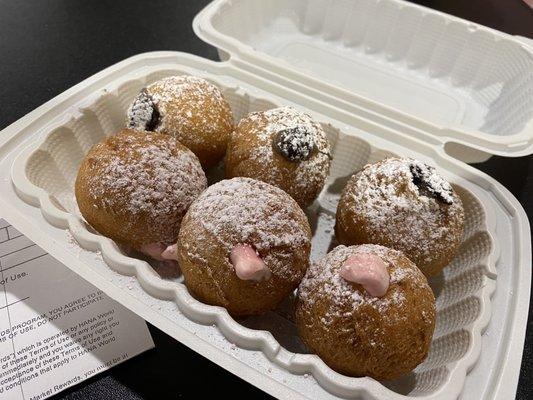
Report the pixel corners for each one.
[0,219,154,400]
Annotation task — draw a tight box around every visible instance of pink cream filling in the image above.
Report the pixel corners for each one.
[340,253,390,297]
[230,244,271,282]
[140,243,178,261]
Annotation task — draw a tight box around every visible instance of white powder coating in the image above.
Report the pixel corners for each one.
[149,75,224,103]
[274,125,315,161]
[87,132,207,223]
[129,75,234,147]
[183,177,311,280]
[254,107,330,187]
[229,106,331,206]
[297,244,430,328]
[337,157,464,269]
[253,106,319,138]
[126,89,158,131]
[410,160,454,204]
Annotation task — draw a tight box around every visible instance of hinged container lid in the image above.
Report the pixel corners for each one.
[193,0,533,162]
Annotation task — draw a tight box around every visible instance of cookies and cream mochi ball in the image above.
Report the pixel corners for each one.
[127,75,234,168]
[174,177,312,316]
[296,244,436,380]
[335,157,464,277]
[75,129,207,260]
[225,106,331,208]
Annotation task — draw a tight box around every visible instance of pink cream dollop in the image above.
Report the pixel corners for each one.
[230,244,271,282]
[140,243,178,261]
[340,253,390,297]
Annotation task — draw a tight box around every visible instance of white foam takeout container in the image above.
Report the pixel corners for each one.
[0,1,531,399]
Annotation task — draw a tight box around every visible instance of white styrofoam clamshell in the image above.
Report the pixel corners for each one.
[193,0,533,162]
[12,60,498,400]
[0,52,529,400]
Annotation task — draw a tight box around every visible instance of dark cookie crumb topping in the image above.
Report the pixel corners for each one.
[409,162,454,204]
[127,89,160,131]
[273,126,315,162]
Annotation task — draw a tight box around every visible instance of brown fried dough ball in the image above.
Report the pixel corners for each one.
[127,75,234,168]
[295,244,436,380]
[335,157,464,277]
[225,106,331,208]
[177,177,311,316]
[75,129,207,260]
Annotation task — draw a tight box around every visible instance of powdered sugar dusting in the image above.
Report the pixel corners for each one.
[86,131,207,224]
[183,177,311,280]
[229,106,330,205]
[410,160,454,204]
[252,108,330,188]
[274,125,315,162]
[338,157,464,268]
[298,244,427,327]
[126,89,159,131]
[141,75,233,146]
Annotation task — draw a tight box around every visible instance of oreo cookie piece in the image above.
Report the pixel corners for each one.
[409,162,454,204]
[127,89,160,131]
[273,126,315,162]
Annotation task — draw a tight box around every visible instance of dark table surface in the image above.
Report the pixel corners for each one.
[0,0,531,399]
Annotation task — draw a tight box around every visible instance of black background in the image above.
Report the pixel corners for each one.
[0,0,531,399]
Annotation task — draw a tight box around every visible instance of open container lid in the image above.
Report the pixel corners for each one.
[193,0,533,162]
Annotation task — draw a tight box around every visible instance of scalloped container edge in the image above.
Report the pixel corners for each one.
[0,52,529,400]
[12,62,497,399]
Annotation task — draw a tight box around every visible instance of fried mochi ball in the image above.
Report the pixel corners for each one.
[335,157,465,277]
[75,129,207,260]
[175,177,312,316]
[126,75,234,168]
[296,244,436,380]
[225,106,331,208]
